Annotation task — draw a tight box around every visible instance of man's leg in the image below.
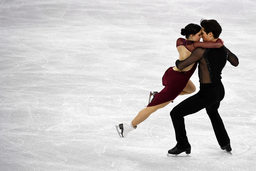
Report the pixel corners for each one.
[170,92,208,147]
[206,102,230,148]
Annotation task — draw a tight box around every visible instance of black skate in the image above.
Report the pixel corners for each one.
[148,91,158,105]
[167,144,191,156]
[221,143,232,153]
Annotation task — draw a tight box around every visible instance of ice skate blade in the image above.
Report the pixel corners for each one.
[148,91,158,105]
[225,151,232,155]
[167,153,191,157]
[115,125,123,138]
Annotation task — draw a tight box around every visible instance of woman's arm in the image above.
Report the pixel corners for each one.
[186,39,224,52]
[193,39,224,48]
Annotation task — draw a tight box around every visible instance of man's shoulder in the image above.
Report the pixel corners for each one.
[206,47,227,58]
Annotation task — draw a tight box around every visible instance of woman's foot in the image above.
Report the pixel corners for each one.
[115,123,136,138]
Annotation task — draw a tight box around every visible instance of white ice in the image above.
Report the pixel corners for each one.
[0,0,256,170]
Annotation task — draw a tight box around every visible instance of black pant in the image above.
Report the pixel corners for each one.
[170,82,230,147]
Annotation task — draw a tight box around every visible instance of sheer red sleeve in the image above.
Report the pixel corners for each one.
[193,38,224,49]
[176,38,186,47]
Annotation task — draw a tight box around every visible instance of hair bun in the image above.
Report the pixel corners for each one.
[181,28,187,36]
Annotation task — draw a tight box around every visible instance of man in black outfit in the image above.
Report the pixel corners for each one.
[168,19,239,155]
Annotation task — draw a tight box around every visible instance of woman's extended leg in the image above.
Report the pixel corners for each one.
[116,101,172,137]
[131,101,172,127]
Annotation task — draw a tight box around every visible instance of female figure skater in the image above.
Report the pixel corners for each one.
[116,23,224,138]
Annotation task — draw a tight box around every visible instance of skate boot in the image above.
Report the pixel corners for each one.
[148,91,158,105]
[221,143,232,152]
[115,123,136,138]
[167,143,191,156]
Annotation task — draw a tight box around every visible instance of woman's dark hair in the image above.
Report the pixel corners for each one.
[200,19,222,38]
[181,23,201,39]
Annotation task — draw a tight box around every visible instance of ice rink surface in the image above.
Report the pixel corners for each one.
[0,0,256,170]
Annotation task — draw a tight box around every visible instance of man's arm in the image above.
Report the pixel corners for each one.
[175,48,206,70]
[223,46,239,67]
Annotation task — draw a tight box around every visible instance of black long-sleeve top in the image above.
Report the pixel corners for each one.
[175,46,239,84]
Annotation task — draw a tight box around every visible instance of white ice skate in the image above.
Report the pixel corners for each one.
[115,123,135,138]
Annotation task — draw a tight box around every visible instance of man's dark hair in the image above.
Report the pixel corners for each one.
[200,19,222,38]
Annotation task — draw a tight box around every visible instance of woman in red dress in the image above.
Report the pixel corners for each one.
[116,23,224,137]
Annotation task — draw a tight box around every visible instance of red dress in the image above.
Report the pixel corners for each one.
[147,38,223,107]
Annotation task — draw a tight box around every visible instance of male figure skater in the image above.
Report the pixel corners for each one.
[168,19,239,155]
